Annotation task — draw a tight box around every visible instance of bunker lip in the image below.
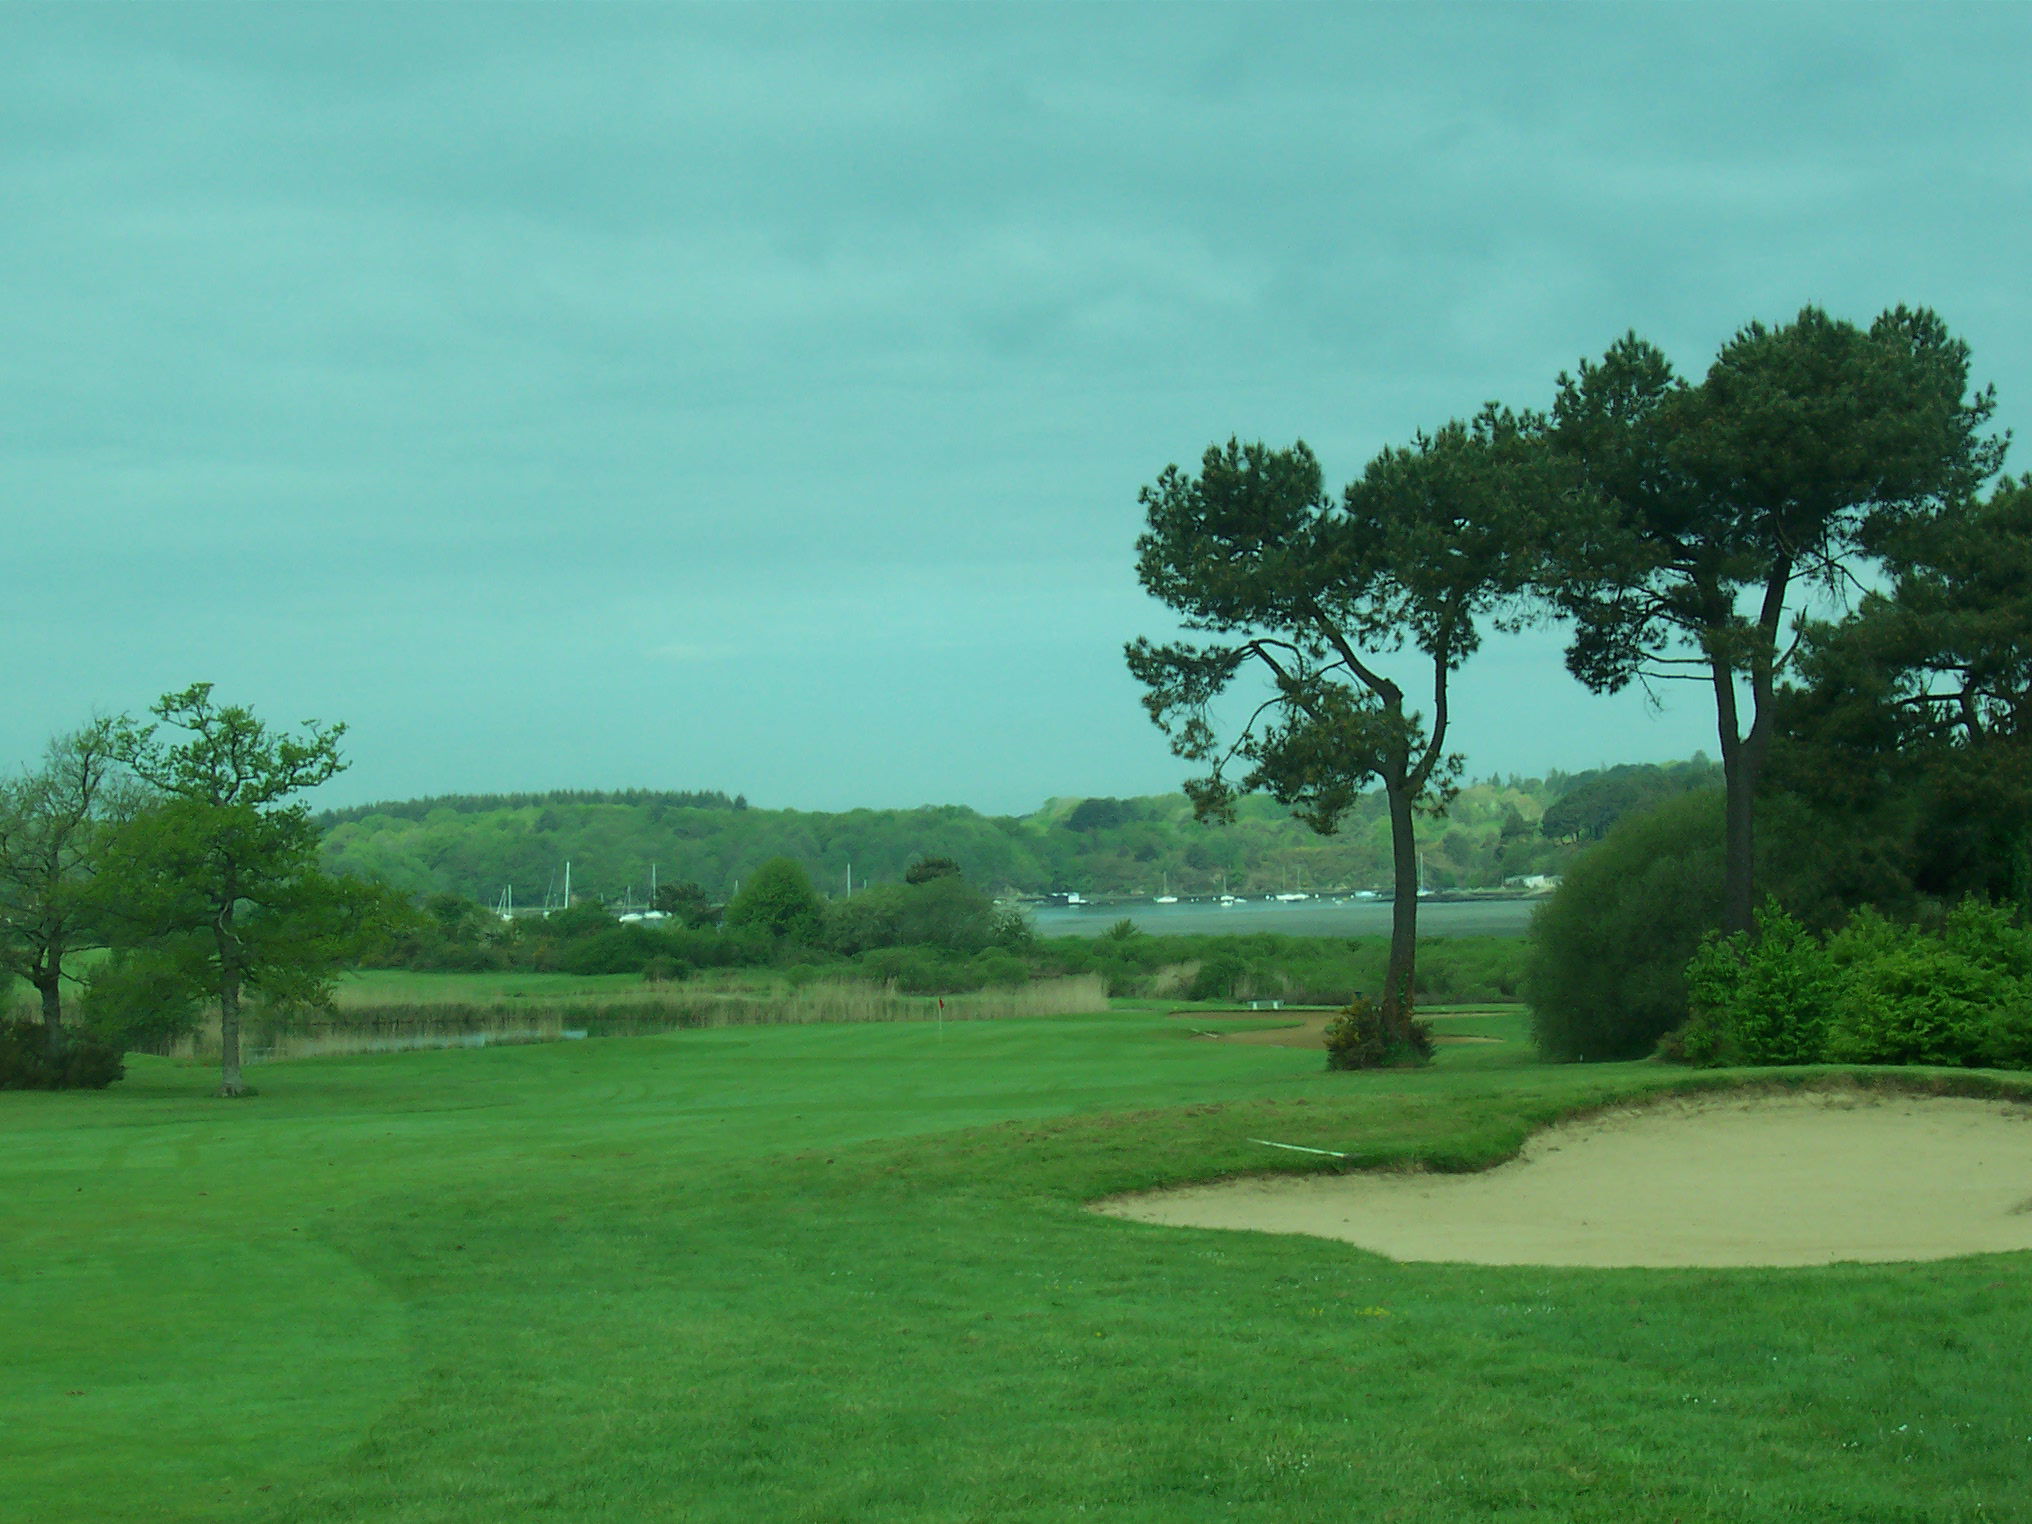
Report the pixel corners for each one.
[1093,1091,2032,1268]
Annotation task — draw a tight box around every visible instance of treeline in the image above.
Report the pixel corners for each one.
[1531,474,2032,1065]
[315,788,748,830]
[393,855,1528,1006]
[316,763,1713,907]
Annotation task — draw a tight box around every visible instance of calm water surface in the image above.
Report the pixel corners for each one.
[1030,897,1537,939]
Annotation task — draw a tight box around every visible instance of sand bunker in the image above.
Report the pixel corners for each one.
[1095,1092,2032,1267]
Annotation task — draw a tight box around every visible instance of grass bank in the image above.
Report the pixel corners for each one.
[5,1006,2029,1521]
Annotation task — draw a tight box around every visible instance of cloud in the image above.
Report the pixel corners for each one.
[0,4,2025,811]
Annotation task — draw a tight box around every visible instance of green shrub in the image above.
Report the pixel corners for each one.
[1186,954,1245,1002]
[1418,939,1527,1003]
[1674,900,2032,1071]
[1680,904,1841,1065]
[1322,996,1433,1071]
[968,949,1031,989]
[0,1019,124,1090]
[723,859,825,945]
[826,885,908,956]
[827,876,1013,957]
[855,946,982,995]
[414,941,511,973]
[559,925,662,976]
[1528,790,1726,1060]
[1823,940,2012,1067]
[1939,898,2032,980]
[543,901,620,940]
[641,955,689,984]
[78,946,207,1052]
[1817,904,2030,1068]
[1980,998,2032,1068]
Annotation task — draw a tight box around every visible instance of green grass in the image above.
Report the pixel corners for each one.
[6,1007,2031,1522]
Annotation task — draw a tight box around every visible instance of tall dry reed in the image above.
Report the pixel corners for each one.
[166,974,1111,1064]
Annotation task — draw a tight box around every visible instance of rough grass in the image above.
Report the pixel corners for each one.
[6,1007,2032,1522]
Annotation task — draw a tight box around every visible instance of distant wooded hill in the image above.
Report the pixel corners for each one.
[316,759,1719,906]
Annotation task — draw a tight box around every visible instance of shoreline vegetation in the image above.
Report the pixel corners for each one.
[139,974,1115,1065]
[314,761,1717,907]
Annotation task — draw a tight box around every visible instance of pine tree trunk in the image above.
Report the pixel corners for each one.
[1381,776,1420,1044]
[1712,656,1757,937]
[1721,741,1757,937]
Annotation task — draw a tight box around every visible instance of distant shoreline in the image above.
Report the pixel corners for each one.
[1029,896,1536,939]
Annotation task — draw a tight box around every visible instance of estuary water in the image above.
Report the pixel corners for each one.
[1027,896,1538,940]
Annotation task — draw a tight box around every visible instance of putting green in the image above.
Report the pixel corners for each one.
[1095,1091,2032,1267]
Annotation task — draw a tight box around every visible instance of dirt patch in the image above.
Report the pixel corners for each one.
[1093,1092,2032,1267]
[1192,1013,1500,1050]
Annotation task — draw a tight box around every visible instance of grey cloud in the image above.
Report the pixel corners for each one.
[0,3,2024,812]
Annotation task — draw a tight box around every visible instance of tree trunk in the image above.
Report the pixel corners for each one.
[36,970,62,1057]
[218,964,245,1097]
[216,899,247,1097]
[1719,741,1757,936]
[1380,775,1420,1043]
[1711,656,1757,937]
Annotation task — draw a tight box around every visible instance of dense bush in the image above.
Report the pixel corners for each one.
[1677,900,2032,1070]
[1322,995,1434,1070]
[558,924,668,976]
[1824,938,2010,1066]
[78,946,208,1052]
[723,858,825,945]
[853,946,989,995]
[1682,905,1842,1065]
[0,1019,124,1089]
[1186,954,1246,1001]
[826,875,1018,957]
[542,901,621,940]
[1528,790,1726,1060]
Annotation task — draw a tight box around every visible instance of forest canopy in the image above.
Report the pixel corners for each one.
[313,765,1709,906]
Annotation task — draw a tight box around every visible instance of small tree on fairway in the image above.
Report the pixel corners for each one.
[0,720,136,1056]
[1128,415,1547,1055]
[106,685,352,1097]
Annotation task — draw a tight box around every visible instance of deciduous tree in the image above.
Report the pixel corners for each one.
[105,685,357,1097]
[0,720,136,1055]
[722,857,823,945]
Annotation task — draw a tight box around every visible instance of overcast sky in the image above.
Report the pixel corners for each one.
[3,3,2025,814]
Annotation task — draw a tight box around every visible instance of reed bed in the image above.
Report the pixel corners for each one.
[165,974,1112,1063]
